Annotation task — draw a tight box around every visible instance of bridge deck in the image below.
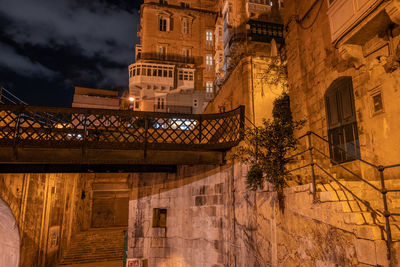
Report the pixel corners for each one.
[0,105,244,172]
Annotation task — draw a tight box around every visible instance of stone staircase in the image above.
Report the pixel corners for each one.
[58,228,125,265]
[314,179,400,266]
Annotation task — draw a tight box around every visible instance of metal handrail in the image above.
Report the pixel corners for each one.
[308,131,379,169]
[287,131,400,260]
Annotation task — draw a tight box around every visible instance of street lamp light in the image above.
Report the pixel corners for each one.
[129,96,135,102]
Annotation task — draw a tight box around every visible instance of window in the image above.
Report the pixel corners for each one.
[325,77,360,163]
[206,82,213,93]
[136,46,142,60]
[206,55,213,71]
[182,19,189,34]
[182,48,190,62]
[152,208,167,227]
[157,98,165,109]
[158,46,167,60]
[159,17,168,31]
[180,2,189,8]
[206,30,213,46]
[178,70,194,81]
[372,92,383,113]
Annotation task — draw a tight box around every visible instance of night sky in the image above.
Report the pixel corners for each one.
[0,0,143,106]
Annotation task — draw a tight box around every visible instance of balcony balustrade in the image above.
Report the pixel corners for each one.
[137,52,195,64]
[227,21,284,49]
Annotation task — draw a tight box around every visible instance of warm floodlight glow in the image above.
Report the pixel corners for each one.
[129,97,135,102]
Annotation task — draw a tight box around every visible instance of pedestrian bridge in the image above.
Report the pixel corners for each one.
[0,105,244,172]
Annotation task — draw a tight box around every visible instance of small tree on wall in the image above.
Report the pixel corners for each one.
[233,92,304,208]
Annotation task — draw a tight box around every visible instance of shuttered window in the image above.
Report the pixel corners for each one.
[325,77,360,163]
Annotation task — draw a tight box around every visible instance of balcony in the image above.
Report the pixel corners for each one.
[327,0,382,43]
[248,20,284,44]
[137,52,195,64]
[129,63,175,87]
[227,21,284,49]
[246,0,272,17]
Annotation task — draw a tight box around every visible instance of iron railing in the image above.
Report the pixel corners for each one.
[0,104,245,152]
[287,131,400,260]
[137,52,195,64]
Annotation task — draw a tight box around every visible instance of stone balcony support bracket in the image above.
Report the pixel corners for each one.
[339,44,366,69]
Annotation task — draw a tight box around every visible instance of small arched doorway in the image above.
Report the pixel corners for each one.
[324,77,360,163]
[0,198,20,267]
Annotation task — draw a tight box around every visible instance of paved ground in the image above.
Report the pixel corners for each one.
[58,260,123,267]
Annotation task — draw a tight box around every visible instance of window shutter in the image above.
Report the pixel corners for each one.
[325,92,340,129]
[169,17,174,31]
[339,83,354,124]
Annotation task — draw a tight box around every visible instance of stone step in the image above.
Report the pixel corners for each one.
[60,228,125,265]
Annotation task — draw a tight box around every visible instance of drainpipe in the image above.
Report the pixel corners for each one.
[250,56,255,124]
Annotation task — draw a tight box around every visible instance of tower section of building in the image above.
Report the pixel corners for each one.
[207,0,286,125]
[129,0,218,114]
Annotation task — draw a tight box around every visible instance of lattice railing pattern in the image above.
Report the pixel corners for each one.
[0,105,245,151]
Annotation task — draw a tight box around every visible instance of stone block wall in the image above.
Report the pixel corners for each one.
[0,173,90,267]
[128,165,236,266]
[128,161,400,266]
[0,172,129,267]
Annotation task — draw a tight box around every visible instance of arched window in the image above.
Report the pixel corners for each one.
[325,77,360,163]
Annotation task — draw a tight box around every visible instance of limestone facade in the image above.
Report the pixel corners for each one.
[129,0,218,113]
[284,0,400,169]
[205,0,286,125]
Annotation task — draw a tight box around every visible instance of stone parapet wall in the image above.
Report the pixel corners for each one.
[127,162,400,266]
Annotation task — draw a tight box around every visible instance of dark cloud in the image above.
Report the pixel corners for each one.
[0,0,142,106]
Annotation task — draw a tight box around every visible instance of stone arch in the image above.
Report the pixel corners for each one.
[324,76,360,163]
[0,198,20,267]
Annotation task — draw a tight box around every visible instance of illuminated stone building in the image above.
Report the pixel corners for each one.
[128,0,218,114]
[4,1,400,267]
[206,0,286,125]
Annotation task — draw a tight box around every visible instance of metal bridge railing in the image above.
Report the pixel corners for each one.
[287,131,400,260]
[0,104,245,153]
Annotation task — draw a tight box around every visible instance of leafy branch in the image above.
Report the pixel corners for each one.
[233,92,304,207]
